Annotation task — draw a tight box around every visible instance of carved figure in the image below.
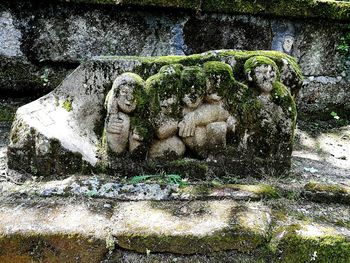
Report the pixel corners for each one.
[104,73,146,155]
[147,65,186,159]
[178,62,237,157]
[243,56,295,159]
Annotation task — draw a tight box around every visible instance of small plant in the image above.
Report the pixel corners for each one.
[40,68,50,86]
[338,25,350,56]
[105,233,115,254]
[62,99,73,112]
[330,111,340,120]
[30,165,38,175]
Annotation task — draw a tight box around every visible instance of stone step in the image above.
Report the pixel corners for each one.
[0,196,349,262]
[0,198,270,262]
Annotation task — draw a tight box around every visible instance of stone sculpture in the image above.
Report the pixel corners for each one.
[104,72,147,156]
[147,64,186,159]
[178,62,237,157]
[7,50,302,178]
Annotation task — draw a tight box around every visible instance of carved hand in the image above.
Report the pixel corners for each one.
[106,114,125,134]
[178,116,196,138]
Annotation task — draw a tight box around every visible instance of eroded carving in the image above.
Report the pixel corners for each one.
[7,50,303,177]
[104,73,147,156]
[103,56,296,166]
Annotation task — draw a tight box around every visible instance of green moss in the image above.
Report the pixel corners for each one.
[180,65,207,96]
[203,61,236,97]
[244,56,280,79]
[62,99,73,112]
[217,184,280,199]
[0,105,15,122]
[117,227,265,254]
[168,159,208,178]
[272,224,350,263]
[202,0,350,21]
[304,182,350,204]
[146,64,183,118]
[0,233,107,263]
[272,82,297,119]
[304,182,349,195]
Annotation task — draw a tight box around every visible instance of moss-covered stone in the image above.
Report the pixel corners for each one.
[271,222,350,263]
[0,233,107,263]
[115,200,270,254]
[9,49,302,178]
[304,182,350,204]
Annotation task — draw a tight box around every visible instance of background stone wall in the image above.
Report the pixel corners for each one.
[1,0,349,119]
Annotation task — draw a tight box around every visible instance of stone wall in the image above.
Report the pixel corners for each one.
[1,0,349,118]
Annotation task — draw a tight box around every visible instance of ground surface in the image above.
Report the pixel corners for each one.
[0,98,349,262]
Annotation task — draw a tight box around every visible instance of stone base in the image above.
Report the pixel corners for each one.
[0,182,349,263]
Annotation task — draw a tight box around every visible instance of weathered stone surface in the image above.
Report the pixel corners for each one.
[298,77,350,119]
[184,14,272,54]
[0,198,271,256]
[1,0,349,118]
[0,10,23,58]
[15,2,188,63]
[0,56,72,96]
[0,192,349,262]
[7,50,301,178]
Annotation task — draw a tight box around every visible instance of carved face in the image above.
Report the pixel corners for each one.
[117,84,136,113]
[253,64,277,94]
[160,95,177,115]
[182,86,203,108]
[206,84,222,103]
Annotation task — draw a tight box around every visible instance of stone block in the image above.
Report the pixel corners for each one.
[7,50,302,178]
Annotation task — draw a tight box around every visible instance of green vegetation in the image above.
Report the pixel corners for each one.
[271,223,350,263]
[338,25,350,55]
[40,68,50,86]
[129,173,188,187]
[0,105,15,122]
[62,99,73,112]
[305,182,350,195]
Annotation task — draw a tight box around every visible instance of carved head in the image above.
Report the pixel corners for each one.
[244,56,279,95]
[108,73,145,114]
[146,64,183,118]
[203,61,235,102]
[181,66,206,108]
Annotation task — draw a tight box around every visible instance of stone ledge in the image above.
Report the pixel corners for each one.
[58,0,350,21]
[0,196,349,262]
[0,176,281,201]
[0,199,271,256]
